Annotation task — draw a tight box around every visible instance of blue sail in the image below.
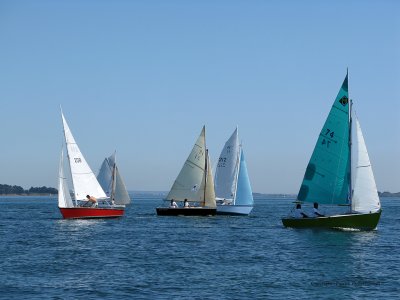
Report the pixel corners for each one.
[297,74,350,205]
[235,150,254,206]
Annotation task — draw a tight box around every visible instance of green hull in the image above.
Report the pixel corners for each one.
[282,210,381,230]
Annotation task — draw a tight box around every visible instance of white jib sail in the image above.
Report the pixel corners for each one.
[214,127,240,202]
[166,126,206,202]
[204,152,216,208]
[58,148,73,208]
[61,113,107,200]
[351,114,381,213]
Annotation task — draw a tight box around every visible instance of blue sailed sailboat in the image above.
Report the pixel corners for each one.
[214,127,254,215]
[282,72,381,230]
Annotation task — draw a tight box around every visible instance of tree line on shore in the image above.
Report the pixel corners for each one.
[0,184,57,195]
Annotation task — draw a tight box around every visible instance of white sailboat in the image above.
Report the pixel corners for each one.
[156,126,217,216]
[58,111,124,219]
[214,127,254,215]
[97,152,131,206]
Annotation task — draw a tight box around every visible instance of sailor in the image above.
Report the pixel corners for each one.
[312,202,324,217]
[222,199,231,205]
[184,199,190,208]
[170,199,178,208]
[293,203,308,218]
[86,195,98,207]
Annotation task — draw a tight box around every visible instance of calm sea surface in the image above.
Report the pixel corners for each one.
[0,195,399,299]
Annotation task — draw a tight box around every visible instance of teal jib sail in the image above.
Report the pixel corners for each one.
[235,150,254,206]
[297,74,350,205]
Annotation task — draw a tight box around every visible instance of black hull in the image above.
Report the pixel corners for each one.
[156,207,216,216]
[282,210,382,230]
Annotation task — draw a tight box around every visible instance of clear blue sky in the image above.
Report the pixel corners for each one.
[0,0,399,193]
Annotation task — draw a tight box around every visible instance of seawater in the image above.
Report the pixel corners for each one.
[0,196,398,299]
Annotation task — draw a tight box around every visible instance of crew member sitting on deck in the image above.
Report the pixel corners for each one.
[312,202,324,217]
[170,199,178,208]
[293,203,308,218]
[184,199,190,208]
[86,195,98,207]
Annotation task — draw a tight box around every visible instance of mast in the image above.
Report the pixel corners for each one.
[203,149,208,207]
[111,152,117,204]
[347,69,353,212]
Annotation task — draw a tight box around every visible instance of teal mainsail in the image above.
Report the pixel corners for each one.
[235,150,254,206]
[297,74,351,205]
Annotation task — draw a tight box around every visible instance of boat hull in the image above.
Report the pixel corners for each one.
[59,207,124,219]
[156,207,216,216]
[216,205,253,216]
[282,210,381,230]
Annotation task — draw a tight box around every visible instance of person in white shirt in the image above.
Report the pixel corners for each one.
[293,203,308,218]
[170,199,178,208]
[312,202,324,217]
[184,199,190,208]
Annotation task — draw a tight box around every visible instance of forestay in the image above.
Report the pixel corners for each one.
[351,114,381,213]
[297,75,350,205]
[61,113,107,200]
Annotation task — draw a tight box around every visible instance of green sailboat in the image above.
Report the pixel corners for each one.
[282,72,381,230]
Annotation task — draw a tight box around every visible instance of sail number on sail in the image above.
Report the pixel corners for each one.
[218,157,227,168]
[194,149,204,161]
[321,128,335,148]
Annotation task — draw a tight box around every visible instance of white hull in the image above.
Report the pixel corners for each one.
[216,205,253,215]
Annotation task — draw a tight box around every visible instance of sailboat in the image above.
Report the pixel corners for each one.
[214,127,254,215]
[282,72,381,230]
[58,112,124,219]
[97,152,131,206]
[156,126,217,216]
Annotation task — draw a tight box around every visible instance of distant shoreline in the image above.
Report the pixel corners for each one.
[0,193,57,197]
[1,191,399,198]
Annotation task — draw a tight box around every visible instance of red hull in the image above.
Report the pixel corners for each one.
[59,207,124,219]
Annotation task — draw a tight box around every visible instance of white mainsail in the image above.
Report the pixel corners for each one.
[97,153,131,205]
[58,148,73,208]
[351,114,381,213]
[214,127,240,201]
[166,126,207,202]
[61,113,107,200]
